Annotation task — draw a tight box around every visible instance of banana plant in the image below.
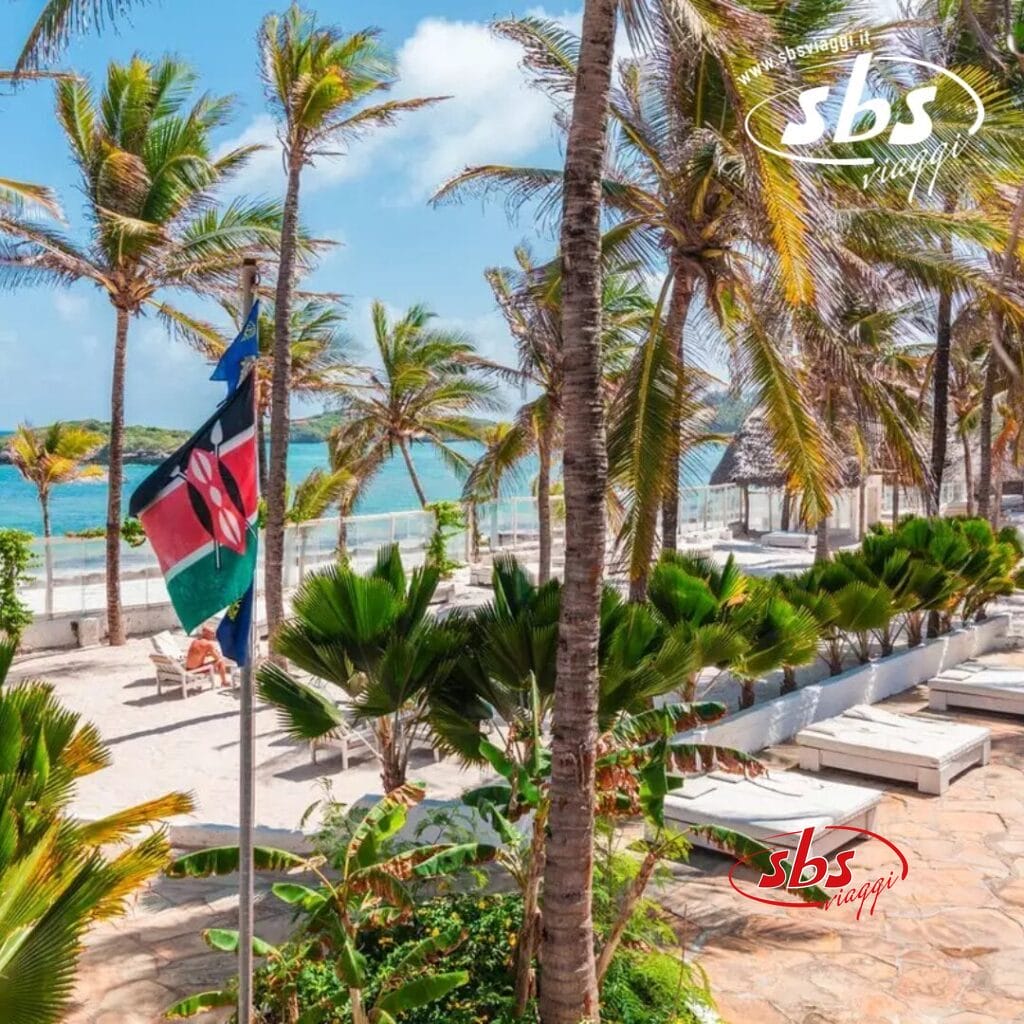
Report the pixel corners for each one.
[257,545,475,791]
[164,783,495,1022]
[0,640,192,1024]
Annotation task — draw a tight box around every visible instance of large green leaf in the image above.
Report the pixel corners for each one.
[372,971,470,1017]
[345,783,426,873]
[256,663,346,742]
[202,928,277,957]
[165,846,306,879]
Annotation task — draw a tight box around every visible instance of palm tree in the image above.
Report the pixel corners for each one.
[470,250,649,583]
[259,4,445,647]
[7,422,104,615]
[336,301,497,508]
[534,0,619,1019]
[0,57,283,645]
[327,419,389,563]
[216,296,350,494]
[257,546,469,791]
[0,638,192,1024]
[285,465,350,580]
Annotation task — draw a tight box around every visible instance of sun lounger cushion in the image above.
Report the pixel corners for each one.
[796,705,990,769]
[930,661,1024,715]
[664,770,881,843]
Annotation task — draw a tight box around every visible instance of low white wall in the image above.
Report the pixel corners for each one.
[678,614,1010,754]
[22,605,182,651]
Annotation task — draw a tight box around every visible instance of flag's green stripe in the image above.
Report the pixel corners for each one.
[167,544,257,634]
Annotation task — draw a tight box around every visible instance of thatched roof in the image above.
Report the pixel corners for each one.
[710,411,862,488]
[709,411,789,488]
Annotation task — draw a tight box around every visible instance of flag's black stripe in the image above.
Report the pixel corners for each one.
[129,372,255,517]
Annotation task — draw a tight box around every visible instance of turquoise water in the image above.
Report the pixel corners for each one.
[0,440,720,536]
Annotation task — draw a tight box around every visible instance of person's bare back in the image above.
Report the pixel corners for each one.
[186,626,231,687]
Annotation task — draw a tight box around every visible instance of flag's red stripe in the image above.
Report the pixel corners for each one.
[140,437,257,576]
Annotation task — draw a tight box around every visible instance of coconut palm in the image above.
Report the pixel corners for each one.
[7,422,104,614]
[216,296,351,493]
[259,4,445,647]
[335,301,497,509]
[0,638,192,1024]
[468,250,650,582]
[0,57,284,645]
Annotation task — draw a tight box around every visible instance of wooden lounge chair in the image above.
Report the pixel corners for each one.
[929,660,1024,717]
[795,705,990,794]
[311,715,380,768]
[663,770,882,859]
[149,652,216,699]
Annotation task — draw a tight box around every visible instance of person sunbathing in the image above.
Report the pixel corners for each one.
[186,625,231,688]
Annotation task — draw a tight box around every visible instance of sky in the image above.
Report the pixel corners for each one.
[0,1,584,429]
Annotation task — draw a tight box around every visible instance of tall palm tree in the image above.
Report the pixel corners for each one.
[216,295,350,494]
[259,4,445,645]
[336,301,497,508]
[434,8,835,595]
[535,0,619,1019]
[7,421,104,614]
[0,57,282,644]
[470,249,649,583]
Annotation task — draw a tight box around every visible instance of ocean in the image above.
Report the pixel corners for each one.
[0,440,721,536]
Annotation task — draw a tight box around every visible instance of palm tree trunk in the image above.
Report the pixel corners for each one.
[539,3,617,1022]
[814,517,829,563]
[537,416,553,584]
[399,439,428,507]
[928,282,953,514]
[891,480,900,526]
[257,411,269,497]
[780,489,791,532]
[660,271,695,554]
[962,430,975,517]
[41,492,53,617]
[265,158,303,649]
[978,352,997,522]
[336,511,349,564]
[106,306,130,646]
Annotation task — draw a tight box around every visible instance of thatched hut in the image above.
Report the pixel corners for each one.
[710,411,863,533]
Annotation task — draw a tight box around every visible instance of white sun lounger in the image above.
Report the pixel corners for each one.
[663,770,882,859]
[761,531,815,550]
[929,661,1024,717]
[795,705,990,794]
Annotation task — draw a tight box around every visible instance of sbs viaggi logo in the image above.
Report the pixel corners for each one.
[740,31,986,202]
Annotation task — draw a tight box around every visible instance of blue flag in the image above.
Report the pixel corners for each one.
[211,300,260,396]
[213,300,259,666]
[217,585,254,667]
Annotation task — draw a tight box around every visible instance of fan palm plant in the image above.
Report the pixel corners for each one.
[256,546,471,791]
[7,422,104,615]
[259,4,445,645]
[0,57,285,646]
[336,301,498,509]
[0,639,193,1024]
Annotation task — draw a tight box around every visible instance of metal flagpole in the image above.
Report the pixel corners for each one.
[238,257,258,1024]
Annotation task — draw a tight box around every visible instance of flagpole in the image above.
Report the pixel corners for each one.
[238,257,258,1024]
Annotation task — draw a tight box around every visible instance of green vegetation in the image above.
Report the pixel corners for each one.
[0,531,35,647]
[0,638,193,1024]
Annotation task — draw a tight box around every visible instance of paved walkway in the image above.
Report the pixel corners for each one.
[664,680,1024,1024]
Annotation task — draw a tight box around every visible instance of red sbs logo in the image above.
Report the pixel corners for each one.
[729,826,909,920]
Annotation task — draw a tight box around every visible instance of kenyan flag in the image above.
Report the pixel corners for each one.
[129,372,258,634]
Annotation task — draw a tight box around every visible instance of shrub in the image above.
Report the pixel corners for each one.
[0,528,34,645]
[424,500,465,577]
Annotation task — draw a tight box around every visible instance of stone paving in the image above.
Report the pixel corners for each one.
[662,678,1024,1024]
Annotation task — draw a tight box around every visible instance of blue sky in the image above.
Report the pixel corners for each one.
[0,1,583,428]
